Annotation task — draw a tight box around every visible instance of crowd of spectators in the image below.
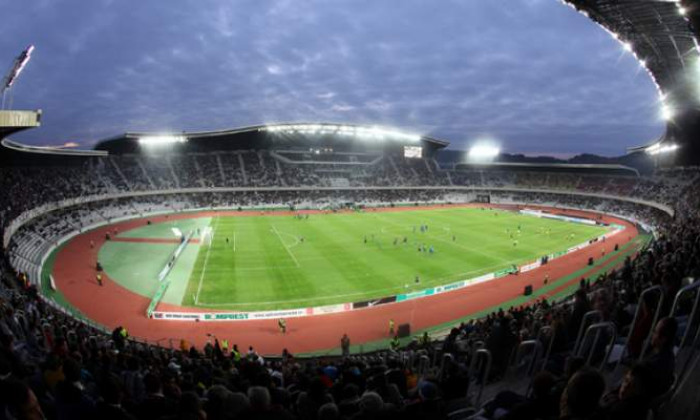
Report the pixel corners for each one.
[0,154,698,419]
[3,152,697,240]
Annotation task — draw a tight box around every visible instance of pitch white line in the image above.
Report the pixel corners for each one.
[271,225,300,267]
[194,217,218,305]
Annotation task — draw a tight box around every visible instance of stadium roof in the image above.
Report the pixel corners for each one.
[93,122,449,154]
[562,0,700,163]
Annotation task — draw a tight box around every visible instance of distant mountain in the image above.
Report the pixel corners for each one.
[436,149,654,173]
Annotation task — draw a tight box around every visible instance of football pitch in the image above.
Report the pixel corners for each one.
[172,207,608,310]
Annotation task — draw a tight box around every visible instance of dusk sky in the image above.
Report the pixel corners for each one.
[1,0,665,156]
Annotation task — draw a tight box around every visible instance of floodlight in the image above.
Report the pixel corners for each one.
[138,135,187,145]
[2,45,35,92]
[468,144,500,159]
[646,143,678,156]
[661,104,673,121]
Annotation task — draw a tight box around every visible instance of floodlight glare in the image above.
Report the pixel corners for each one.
[646,143,678,156]
[661,105,673,121]
[622,42,633,52]
[468,144,500,159]
[138,135,187,145]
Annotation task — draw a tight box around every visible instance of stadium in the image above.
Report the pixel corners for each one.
[0,1,699,419]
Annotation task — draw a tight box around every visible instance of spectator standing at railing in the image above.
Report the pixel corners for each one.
[486,314,516,378]
[341,333,350,357]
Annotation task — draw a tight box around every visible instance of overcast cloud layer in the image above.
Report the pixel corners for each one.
[0,0,664,156]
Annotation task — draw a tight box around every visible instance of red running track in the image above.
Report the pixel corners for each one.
[51,204,639,354]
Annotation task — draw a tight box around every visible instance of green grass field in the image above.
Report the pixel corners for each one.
[166,207,608,311]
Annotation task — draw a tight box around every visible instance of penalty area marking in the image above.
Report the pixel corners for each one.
[271,225,300,267]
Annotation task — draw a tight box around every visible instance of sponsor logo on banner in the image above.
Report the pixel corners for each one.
[204,313,249,321]
[249,309,307,320]
[152,312,202,321]
[396,288,435,302]
[312,303,351,315]
[519,261,541,273]
[434,281,466,294]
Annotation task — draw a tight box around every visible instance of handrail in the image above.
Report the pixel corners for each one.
[615,286,664,368]
[513,340,542,377]
[640,286,665,360]
[573,310,602,354]
[526,326,556,396]
[438,353,454,382]
[535,326,556,373]
[577,322,617,369]
[472,349,492,408]
[417,354,430,377]
[670,280,700,319]
[675,281,700,350]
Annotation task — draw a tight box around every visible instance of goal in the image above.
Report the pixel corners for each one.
[200,226,213,247]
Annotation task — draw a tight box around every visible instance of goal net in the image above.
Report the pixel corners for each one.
[200,226,213,247]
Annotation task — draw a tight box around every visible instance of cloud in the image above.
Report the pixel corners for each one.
[0,0,664,156]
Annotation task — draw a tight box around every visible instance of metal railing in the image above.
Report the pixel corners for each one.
[670,279,700,351]
[417,354,431,377]
[512,340,542,378]
[615,286,664,369]
[573,310,602,355]
[577,322,617,369]
[438,353,454,382]
[468,349,492,408]
[535,326,556,373]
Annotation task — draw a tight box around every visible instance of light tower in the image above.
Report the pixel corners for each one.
[1,45,35,109]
